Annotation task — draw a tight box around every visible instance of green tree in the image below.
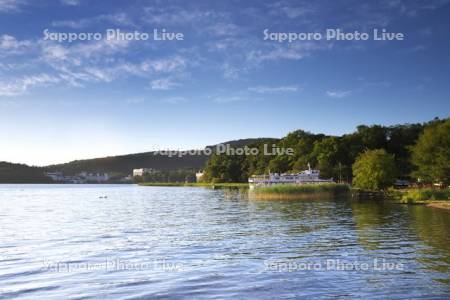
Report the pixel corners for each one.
[352,149,397,190]
[311,137,339,178]
[385,123,423,178]
[279,130,323,172]
[202,153,248,183]
[268,155,291,173]
[356,125,387,150]
[411,119,450,185]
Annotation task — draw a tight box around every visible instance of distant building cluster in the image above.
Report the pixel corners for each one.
[132,168,158,177]
[46,172,109,184]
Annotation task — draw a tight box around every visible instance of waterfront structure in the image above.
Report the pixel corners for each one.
[79,172,109,183]
[248,164,334,186]
[195,171,204,182]
[133,168,158,177]
[45,171,109,183]
[45,172,65,182]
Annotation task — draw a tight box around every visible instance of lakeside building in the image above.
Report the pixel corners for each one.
[195,171,204,182]
[79,172,109,183]
[248,164,334,186]
[45,172,109,183]
[133,168,158,177]
[45,172,64,182]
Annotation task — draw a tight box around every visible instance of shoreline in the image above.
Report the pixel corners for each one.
[427,201,450,211]
[248,191,339,200]
[138,182,249,188]
[137,183,450,209]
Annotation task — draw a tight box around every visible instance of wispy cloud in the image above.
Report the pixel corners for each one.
[247,46,306,63]
[0,74,61,96]
[60,0,80,6]
[269,1,316,19]
[39,37,131,67]
[326,90,352,98]
[206,23,240,36]
[1,1,446,101]
[142,6,222,26]
[0,0,26,12]
[0,32,191,95]
[150,77,179,90]
[248,85,300,93]
[211,95,244,103]
[160,96,187,104]
[0,34,32,54]
[221,63,241,80]
[142,56,186,73]
[246,42,329,65]
[52,13,133,29]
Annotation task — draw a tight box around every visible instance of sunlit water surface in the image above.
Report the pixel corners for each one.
[0,184,449,299]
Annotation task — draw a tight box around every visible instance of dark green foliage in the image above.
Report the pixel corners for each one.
[401,188,450,202]
[203,119,448,186]
[411,119,450,185]
[0,162,52,183]
[352,149,397,190]
[141,169,196,183]
[202,154,249,183]
[46,152,208,177]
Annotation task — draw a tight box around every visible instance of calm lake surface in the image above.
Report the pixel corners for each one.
[0,184,449,299]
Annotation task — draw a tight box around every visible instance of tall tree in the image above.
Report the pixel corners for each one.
[352,149,397,190]
[411,119,450,185]
[311,137,339,178]
[385,123,423,178]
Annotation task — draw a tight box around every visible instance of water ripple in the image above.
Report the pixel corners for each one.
[0,184,449,299]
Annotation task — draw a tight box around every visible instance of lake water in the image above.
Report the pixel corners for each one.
[0,184,449,299]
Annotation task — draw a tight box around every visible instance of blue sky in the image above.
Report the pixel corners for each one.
[0,0,449,165]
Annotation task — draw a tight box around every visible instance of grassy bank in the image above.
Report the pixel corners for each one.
[389,188,450,204]
[427,201,450,211]
[250,183,350,200]
[401,188,450,202]
[138,182,249,188]
[387,188,450,210]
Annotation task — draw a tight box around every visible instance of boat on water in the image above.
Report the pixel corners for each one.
[248,164,334,187]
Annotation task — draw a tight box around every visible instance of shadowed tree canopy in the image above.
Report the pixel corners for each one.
[352,149,397,190]
[202,119,447,185]
[411,119,450,185]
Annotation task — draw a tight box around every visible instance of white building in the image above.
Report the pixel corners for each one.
[195,171,204,182]
[79,172,109,183]
[133,168,158,177]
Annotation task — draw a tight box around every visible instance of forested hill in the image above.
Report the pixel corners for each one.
[44,138,276,175]
[0,162,52,183]
[46,151,207,175]
[0,138,275,182]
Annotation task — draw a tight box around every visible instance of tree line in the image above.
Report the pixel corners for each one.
[201,118,450,189]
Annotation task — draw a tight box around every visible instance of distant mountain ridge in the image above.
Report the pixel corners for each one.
[0,138,277,182]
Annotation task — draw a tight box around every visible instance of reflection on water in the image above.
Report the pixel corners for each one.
[0,184,449,299]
